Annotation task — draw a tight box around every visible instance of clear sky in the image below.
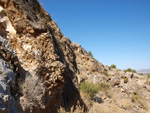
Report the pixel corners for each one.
[39,0,150,70]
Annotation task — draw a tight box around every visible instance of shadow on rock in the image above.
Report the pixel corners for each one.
[62,77,87,112]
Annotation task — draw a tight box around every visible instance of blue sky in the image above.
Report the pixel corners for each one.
[39,0,150,70]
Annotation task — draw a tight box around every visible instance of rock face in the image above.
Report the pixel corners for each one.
[0,55,18,113]
[0,0,150,113]
[0,0,81,112]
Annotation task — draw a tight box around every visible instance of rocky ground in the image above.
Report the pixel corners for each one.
[71,41,150,113]
[0,0,150,113]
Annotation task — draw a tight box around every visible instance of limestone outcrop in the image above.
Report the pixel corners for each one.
[0,0,79,112]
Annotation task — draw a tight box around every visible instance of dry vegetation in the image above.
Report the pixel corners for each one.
[79,81,109,98]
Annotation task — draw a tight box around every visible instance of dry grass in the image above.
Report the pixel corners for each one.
[119,99,133,110]
[137,97,149,110]
[131,93,149,110]
[105,89,114,99]
[80,92,92,109]
[88,102,129,113]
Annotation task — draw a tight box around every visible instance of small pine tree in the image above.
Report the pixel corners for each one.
[88,51,93,58]
[88,51,98,62]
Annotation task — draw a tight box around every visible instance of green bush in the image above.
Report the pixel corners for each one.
[80,81,100,98]
[110,64,116,69]
[124,68,136,73]
[79,82,110,98]
[88,51,93,58]
[124,78,128,83]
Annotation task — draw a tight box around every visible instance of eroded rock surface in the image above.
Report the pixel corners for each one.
[0,0,79,112]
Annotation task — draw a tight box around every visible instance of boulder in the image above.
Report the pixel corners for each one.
[110,76,120,86]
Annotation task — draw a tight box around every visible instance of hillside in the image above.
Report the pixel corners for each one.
[0,0,150,113]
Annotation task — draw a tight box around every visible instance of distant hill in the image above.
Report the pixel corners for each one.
[137,68,150,73]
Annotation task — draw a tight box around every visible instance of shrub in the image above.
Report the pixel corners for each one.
[147,74,150,79]
[124,78,128,83]
[80,81,100,98]
[131,93,138,102]
[88,51,98,62]
[132,70,136,73]
[140,73,143,76]
[103,71,108,76]
[79,82,110,98]
[110,64,116,69]
[124,68,136,73]
[98,82,110,90]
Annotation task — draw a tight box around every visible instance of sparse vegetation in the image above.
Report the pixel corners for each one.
[98,82,110,90]
[79,81,110,98]
[103,71,108,76]
[88,51,98,62]
[147,74,150,79]
[131,93,138,102]
[130,93,148,109]
[124,68,136,73]
[110,64,116,69]
[140,73,143,76]
[124,77,128,83]
[80,81,100,98]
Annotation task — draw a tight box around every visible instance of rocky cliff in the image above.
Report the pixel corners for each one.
[0,0,82,112]
[0,0,150,113]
